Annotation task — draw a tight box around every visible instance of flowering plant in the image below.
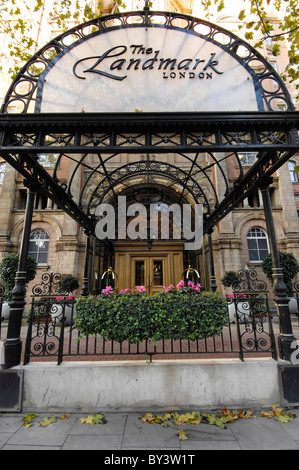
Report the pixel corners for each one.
[54,295,76,301]
[162,280,201,293]
[136,285,146,293]
[76,289,229,343]
[226,293,247,299]
[119,288,131,294]
[102,286,114,295]
[163,284,174,292]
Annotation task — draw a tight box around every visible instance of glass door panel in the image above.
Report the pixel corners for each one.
[135,260,145,286]
[131,256,168,295]
[152,260,163,286]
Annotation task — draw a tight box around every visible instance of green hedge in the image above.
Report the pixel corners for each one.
[75,288,229,343]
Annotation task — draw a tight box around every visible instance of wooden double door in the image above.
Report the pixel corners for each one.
[114,242,184,296]
[132,256,167,296]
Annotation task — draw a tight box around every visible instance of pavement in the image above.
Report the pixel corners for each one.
[1,407,299,452]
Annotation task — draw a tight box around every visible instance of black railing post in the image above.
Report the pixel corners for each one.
[261,180,296,361]
[208,230,217,292]
[4,185,36,368]
[81,234,90,297]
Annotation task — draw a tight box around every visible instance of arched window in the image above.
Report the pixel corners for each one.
[288,161,298,182]
[28,230,49,265]
[0,163,6,184]
[247,227,269,262]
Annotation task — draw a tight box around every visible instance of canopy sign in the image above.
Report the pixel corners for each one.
[37,27,260,113]
[3,11,292,114]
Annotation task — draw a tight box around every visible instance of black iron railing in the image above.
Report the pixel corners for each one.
[22,296,278,365]
[0,282,6,341]
[22,271,281,365]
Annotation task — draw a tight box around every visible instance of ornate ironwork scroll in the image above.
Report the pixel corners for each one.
[24,276,76,364]
[227,267,276,359]
[31,272,68,297]
[232,267,267,293]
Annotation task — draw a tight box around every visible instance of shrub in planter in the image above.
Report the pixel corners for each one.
[59,274,79,294]
[221,271,239,288]
[75,285,229,343]
[261,251,299,297]
[150,289,229,341]
[0,253,37,301]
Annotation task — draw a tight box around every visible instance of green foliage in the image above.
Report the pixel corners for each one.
[0,253,37,300]
[1,1,298,100]
[75,289,229,343]
[60,274,79,293]
[80,413,106,425]
[261,251,299,297]
[221,271,239,288]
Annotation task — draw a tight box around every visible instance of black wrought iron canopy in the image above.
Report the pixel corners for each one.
[0,10,298,238]
[0,110,298,236]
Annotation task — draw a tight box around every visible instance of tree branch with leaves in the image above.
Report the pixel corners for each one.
[0,0,298,100]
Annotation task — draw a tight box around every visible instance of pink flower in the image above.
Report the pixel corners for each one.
[136,286,146,293]
[54,295,76,301]
[176,280,185,289]
[102,286,113,295]
[163,284,174,292]
[186,281,201,291]
[120,288,130,294]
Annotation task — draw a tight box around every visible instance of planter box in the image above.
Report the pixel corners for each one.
[228,301,250,323]
[50,303,75,326]
[1,302,10,321]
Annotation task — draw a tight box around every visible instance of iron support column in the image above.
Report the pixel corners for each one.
[81,234,90,297]
[208,230,217,292]
[4,186,36,368]
[261,181,296,361]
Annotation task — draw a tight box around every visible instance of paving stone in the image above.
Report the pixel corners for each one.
[121,413,180,449]
[1,444,61,450]
[228,416,299,450]
[0,415,23,433]
[69,413,127,436]
[62,434,122,450]
[180,439,241,450]
[0,433,14,449]
[177,422,236,441]
[5,414,77,447]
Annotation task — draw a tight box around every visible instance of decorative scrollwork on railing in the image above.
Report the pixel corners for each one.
[26,297,61,358]
[0,282,6,298]
[239,318,274,354]
[293,279,299,294]
[32,272,68,297]
[228,267,275,357]
[232,268,267,293]
[24,295,75,362]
